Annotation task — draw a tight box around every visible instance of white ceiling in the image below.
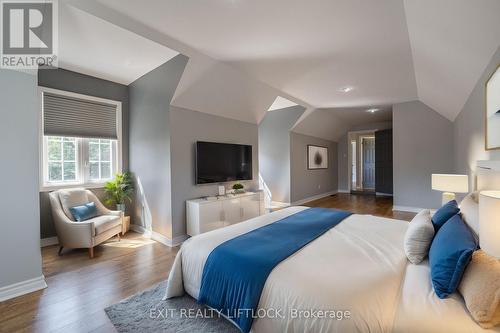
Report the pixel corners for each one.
[324,106,392,125]
[292,106,392,142]
[292,109,350,142]
[268,96,298,112]
[63,0,500,127]
[170,55,279,124]
[404,0,500,120]
[58,3,178,85]
[88,0,417,109]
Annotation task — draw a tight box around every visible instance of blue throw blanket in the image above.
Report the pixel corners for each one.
[198,208,352,333]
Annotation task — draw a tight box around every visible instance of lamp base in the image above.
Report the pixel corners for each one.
[442,192,456,206]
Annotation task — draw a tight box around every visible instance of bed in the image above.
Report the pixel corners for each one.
[165,202,498,333]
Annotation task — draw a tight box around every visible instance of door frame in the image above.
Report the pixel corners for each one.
[360,135,375,190]
[347,130,377,192]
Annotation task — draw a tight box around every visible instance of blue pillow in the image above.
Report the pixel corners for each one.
[429,214,477,299]
[431,200,459,231]
[69,202,98,222]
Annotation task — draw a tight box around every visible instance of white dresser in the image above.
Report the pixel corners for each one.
[186,192,265,236]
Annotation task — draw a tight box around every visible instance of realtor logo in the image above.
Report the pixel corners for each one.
[1,0,58,69]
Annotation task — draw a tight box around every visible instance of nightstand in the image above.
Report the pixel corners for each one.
[122,216,130,235]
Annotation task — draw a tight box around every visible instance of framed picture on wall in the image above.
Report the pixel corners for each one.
[307,145,328,169]
[486,64,500,150]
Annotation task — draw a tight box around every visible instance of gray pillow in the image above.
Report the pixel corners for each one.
[404,209,435,264]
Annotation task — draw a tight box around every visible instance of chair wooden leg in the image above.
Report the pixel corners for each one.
[58,246,63,256]
[117,233,121,241]
[88,247,94,259]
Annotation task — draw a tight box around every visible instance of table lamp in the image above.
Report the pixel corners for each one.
[431,174,469,205]
[479,191,500,258]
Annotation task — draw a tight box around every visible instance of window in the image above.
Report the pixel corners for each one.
[40,87,122,189]
[88,139,113,181]
[47,136,78,182]
[42,136,119,187]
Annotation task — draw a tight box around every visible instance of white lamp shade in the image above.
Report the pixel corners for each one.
[479,191,500,258]
[431,174,469,193]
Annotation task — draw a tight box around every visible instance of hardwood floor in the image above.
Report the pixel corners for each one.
[0,232,177,333]
[304,192,416,221]
[0,193,414,333]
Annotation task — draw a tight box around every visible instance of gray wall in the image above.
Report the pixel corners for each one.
[393,101,454,209]
[170,106,259,238]
[290,132,338,203]
[129,55,189,239]
[0,69,43,288]
[38,68,130,238]
[454,46,500,188]
[337,121,393,191]
[258,106,305,203]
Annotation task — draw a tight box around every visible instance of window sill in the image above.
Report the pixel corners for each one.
[39,182,107,192]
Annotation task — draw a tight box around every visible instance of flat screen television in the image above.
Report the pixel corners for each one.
[196,141,252,184]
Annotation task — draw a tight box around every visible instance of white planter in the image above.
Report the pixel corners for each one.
[116,203,126,212]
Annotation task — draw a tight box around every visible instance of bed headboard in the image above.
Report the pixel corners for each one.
[477,160,500,191]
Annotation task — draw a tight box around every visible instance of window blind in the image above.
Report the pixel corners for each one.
[43,92,118,139]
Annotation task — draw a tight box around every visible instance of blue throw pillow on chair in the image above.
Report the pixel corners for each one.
[431,200,460,231]
[69,202,98,222]
[429,214,477,299]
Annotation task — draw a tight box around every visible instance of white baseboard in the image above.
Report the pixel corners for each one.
[0,275,47,302]
[337,189,350,193]
[130,224,149,236]
[40,236,58,247]
[152,231,188,247]
[292,190,337,206]
[393,205,426,213]
[130,224,187,247]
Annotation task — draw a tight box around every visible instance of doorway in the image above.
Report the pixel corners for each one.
[348,131,375,193]
[347,129,393,195]
[361,136,375,190]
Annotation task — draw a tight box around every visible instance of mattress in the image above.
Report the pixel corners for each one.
[166,206,410,332]
[165,206,494,332]
[393,260,500,333]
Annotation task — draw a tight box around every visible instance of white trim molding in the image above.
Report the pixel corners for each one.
[0,275,47,302]
[40,236,58,247]
[337,189,350,193]
[130,224,188,247]
[38,86,123,191]
[393,205,426,213]
[292,190,337,206]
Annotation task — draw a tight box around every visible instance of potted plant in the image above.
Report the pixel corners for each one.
[104,172,134,212]
[232,182,245,194]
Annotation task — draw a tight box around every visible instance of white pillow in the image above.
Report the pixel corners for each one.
[460,192,479,241]
[404,209,435,264]
[58,188,89,220]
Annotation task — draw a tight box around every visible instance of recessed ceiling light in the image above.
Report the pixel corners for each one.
[367,108,379,113]
[338,86,354,93]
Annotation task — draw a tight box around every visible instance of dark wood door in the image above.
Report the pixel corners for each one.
[375,129,393,194]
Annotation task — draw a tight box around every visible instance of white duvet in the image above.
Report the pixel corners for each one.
[165,206,409,333]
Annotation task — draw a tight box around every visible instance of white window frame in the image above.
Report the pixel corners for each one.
[39,87,123,191]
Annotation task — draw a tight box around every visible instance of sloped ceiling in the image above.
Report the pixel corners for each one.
[58,3,178,85]
[292,106,392,142]
[64,0,500,126]
[170,55,278,124]
[404,0,500,121]
[292,110,350,142]
[268,97,299,112]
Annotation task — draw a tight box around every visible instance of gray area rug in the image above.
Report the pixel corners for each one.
[105,281,239,333]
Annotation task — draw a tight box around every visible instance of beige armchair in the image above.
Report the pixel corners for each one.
[49,188,123,258]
